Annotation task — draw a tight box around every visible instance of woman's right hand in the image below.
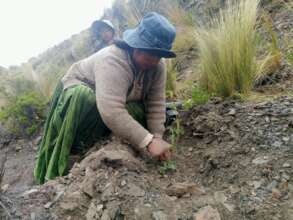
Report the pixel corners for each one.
[147,137,171,160]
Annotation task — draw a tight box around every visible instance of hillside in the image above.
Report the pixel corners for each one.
[0,0,293,219]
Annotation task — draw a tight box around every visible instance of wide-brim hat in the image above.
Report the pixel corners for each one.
[123,12,176,58]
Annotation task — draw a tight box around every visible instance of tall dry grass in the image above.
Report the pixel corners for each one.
[196,0,260,97]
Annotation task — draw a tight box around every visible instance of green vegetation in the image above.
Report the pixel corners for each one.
[183,86,210,110]
[166,60,177,98]
[159,160,177,175]
[170,118,184,147]
[0,91,47,137]
[195,0,260,97]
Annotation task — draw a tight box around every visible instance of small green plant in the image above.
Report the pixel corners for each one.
[196,0,260,97]
[0,92,47,137]
[159,160,176,175]
[287,51,293,65]
[183,86,210,110]
[170,118,184,147]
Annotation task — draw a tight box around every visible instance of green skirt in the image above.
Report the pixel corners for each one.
[34,83,145,184]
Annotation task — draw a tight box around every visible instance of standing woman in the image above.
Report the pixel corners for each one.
[34,12,176,184]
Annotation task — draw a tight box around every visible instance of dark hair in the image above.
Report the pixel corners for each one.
[114,40,133,53]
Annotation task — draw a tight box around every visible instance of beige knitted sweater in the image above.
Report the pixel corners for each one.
[61,45,166,150]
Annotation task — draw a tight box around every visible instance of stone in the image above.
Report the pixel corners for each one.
[101,210,111,220]
[283,163,291,168]
[81,168,96,197]
[194,206,221,220]
[121,180,127,187]
[228,109,236,115]
[229,185,240,194]
[22,189,38,197]
[86,202,103,220]
[266,180,278,191]
[1,184,9,193]
[165,182,205,197]
[282,173,290,181]
[272,188,282,199]
[15,145,22,152]
[214,191,234,212]
[30,212,36,220]
[80,145,145,172]
[252,157,270,165]
[44,202,53,209]
[125,183,145,197]
[60,191,87,211]
[152,211,168,220]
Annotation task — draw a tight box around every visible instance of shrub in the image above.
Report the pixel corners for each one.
[0,92,47,137]
[196,0,260,97]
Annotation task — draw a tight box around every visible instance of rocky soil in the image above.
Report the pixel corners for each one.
[0,95,293,220]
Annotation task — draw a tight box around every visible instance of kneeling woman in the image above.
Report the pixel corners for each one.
[34,12,176,184]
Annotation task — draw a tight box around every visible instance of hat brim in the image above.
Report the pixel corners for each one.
[123,29,176,58]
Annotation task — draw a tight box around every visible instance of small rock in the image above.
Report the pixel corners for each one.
[152,211,168,220]
[214,191,234,212]
[267,180,278,191]
[265,117,270,123]
[228,109,236,115]
[194,206,221,220]
[282,137,290,142]
[252,157,269,165]
[101,210,111,220]
[188,147,193,152]
[165,182,205,197]
[44,202,53,209]
[249,180,264,190]
[86,202,103,220]
[273,175,281,181]
[282,173,290,181]
[22,189,38,197]
[283,163,291,168]
[30,212,36,220]
[81,168,96,197]
[272,188,282,199]
[126,183,145,197]
[1,184,9,193]
[229,185,240,194]
[272,141,282,148]
[121,180,127,187]
[15,145,22,152]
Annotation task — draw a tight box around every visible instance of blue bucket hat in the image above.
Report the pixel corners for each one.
[123,12,176,58]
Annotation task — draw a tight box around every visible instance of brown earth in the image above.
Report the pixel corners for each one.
[1,93,293,220]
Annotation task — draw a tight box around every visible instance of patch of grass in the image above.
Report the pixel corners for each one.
[166,60,177,99]
[0,92,47,137]
[287,51,293,65]
[183,86,210,110]
[196,0,260,97]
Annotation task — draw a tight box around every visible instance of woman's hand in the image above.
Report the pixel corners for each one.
[147,137,171,161]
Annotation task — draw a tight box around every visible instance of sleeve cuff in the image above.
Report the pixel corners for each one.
[138,133,154,149]
[153,133,163,138]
